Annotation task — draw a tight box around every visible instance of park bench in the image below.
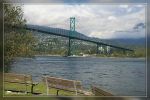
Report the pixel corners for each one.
[4,73,39,94]
[91,85,113,96]
[43,76,84,96]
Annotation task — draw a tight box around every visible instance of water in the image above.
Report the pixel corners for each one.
[8,56,146,96]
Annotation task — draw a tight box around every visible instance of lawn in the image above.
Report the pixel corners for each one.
[4,82,91,96]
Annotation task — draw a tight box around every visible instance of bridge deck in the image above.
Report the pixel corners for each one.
[12,24,134,52]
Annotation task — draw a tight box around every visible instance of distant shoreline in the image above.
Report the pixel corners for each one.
[33,54,145,59]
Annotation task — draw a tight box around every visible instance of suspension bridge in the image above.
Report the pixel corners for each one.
[12,17,134,56]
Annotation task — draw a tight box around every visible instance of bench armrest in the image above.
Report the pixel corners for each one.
[32,82,39,86]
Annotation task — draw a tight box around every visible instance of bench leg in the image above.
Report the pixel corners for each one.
[31,85,34,94]
[56,90,59,96]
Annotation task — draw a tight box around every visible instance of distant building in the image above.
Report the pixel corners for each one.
[106,46,111,54]
[99,46,104,54]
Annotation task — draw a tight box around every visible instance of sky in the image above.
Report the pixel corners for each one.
[23,4,146,39]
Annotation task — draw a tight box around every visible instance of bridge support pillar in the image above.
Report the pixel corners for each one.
[68,38,71,56]
[96,44,99,54]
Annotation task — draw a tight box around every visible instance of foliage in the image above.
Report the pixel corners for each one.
[4,4,37,67]
[4,4,26,26]
[133,47,146,57]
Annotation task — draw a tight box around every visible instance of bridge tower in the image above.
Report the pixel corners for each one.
[68,17,75,56]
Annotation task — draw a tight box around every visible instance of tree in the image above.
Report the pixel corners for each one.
[4,4,36,68]
[4,4,26,26]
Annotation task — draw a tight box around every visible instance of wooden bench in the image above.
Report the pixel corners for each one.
[43,76,84,96]
[4,73,38,94]
[91,85,113,96]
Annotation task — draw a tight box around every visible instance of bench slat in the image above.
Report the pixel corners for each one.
[43,76,83,95]
[91,86,113,96]
[4,73,32,84]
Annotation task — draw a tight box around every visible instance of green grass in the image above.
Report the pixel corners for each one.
[4,82,85,96]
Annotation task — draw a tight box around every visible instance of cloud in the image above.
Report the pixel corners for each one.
[119,5,129,8]
[87,0,146,3]
[23,4,146,39]
[108,16,117,20]
[133,22,145,30]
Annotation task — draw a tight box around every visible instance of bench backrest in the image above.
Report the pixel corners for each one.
[43,76,82,92]
[91,86,113,96]
[4,73,32,84]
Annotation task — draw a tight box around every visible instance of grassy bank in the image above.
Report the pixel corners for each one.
[4,82,90,96]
